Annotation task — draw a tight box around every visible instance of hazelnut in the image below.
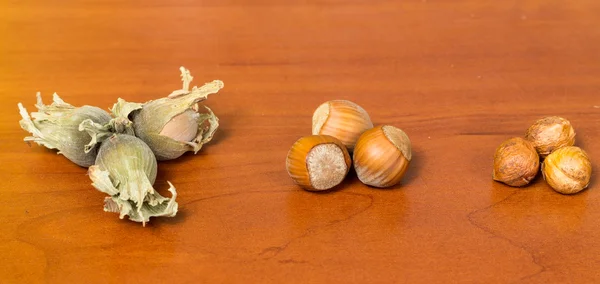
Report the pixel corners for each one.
[525,116,575,158]
[286,135,352,191]
[542,146,592,194]
[312,100,373,151]
[353,125,411,188]
[492,137,539,187]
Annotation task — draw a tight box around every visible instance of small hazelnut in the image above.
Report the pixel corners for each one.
[542,146,592,194]
[525,116,575,158]
[312,100,373,151]
[353,125,411,188]
[286,135,352,191]
[492,137,539,187]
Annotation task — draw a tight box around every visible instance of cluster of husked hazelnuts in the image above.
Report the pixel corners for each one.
[286,100,412,191]
[493,116,592,194]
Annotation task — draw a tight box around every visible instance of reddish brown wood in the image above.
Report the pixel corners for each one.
[2,1,600,283]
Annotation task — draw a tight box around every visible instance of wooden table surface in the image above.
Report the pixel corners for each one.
[2,1,600,283]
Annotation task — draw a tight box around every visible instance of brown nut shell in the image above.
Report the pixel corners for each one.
[312,100,373,151]
[525,116,575,158]
[286,135,352,191]
[353,125,411,188]
[492,137,540,187]
[542,146,592,194]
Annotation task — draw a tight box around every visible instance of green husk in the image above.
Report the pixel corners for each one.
[130,67,223,160]
[18,93,112,167]
[87,134,178,226]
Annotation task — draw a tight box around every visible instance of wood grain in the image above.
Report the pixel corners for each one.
[2,1,600,283]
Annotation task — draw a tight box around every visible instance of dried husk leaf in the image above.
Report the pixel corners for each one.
[109,98,142,135]
[88,134,178,225]
[103,184,178,224]
[18,93,112,167]
[78,99,143,152]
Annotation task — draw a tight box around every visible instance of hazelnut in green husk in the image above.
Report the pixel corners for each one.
[85,133,178,225]
[130,67,223,160]
[18,93,112,167]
